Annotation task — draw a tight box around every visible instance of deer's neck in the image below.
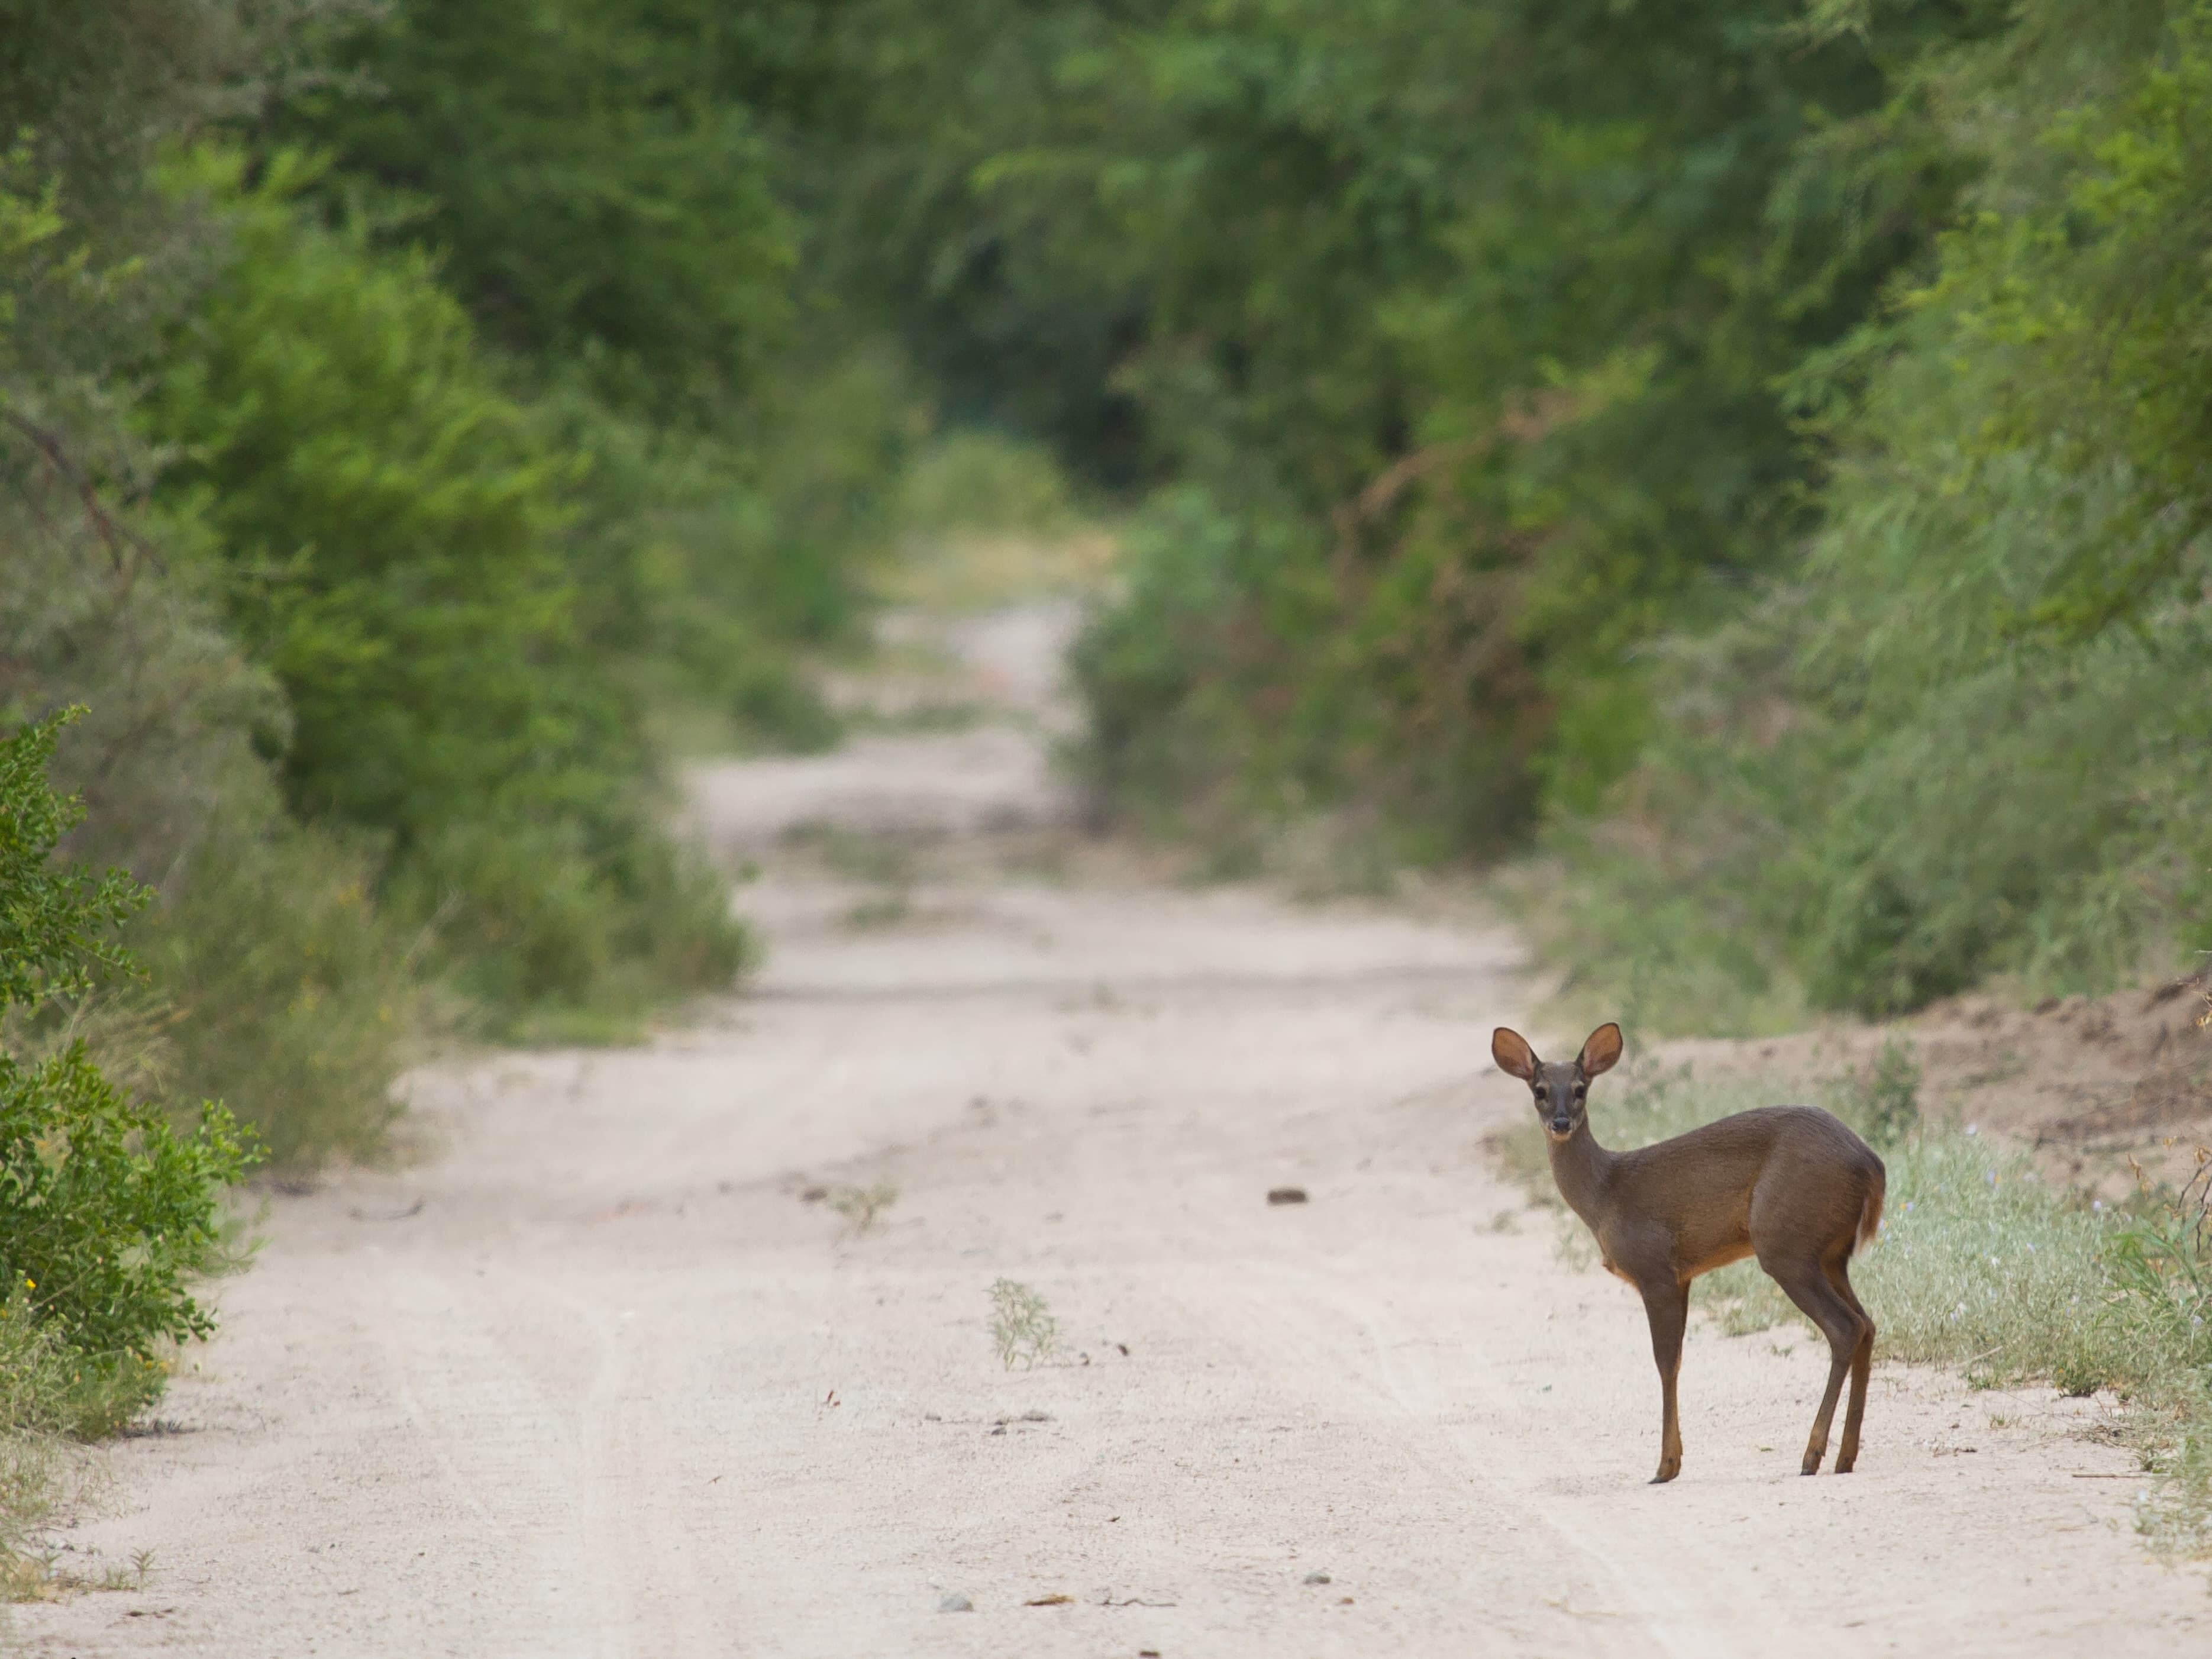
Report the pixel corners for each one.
[1545,1123,1618,1232]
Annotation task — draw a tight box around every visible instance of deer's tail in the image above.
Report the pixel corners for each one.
[1856,1162,1887,1254]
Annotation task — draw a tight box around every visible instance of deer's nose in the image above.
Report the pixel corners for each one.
[1548,1113,1573,1134]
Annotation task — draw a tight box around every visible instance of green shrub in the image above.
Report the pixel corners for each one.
[1513,5,2212,1028]
[728,338,914,647]
[529,376,844,755]
[1,451,419,1169]
[1853,1036,1923,1152]
[276,0,798,414]
[896,431,1077,543]
[147,145,580,848]
[1529,174,2212,1028]
[143,145,751,1024]
[393,812,750,1034]
[0,714,144,1014]
[0,1045,256,1366]
[148,810,416,1169]
[0,711,261,1396]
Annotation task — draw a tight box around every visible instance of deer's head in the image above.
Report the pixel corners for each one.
[1492,1023,1622,1142]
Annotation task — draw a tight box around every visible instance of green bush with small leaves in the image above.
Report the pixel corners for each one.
[0,711,261,1402]
[0,1044,256,1363]
[142,146,752,1028]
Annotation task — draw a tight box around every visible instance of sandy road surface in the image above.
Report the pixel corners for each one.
[14,603,2208,1657]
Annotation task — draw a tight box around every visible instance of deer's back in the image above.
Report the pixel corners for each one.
[1607,1106,1881,1282]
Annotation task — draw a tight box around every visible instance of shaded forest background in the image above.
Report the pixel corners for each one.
[5,0,2210,1187]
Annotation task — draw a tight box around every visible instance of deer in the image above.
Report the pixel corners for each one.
[1491,1022,1885,1484]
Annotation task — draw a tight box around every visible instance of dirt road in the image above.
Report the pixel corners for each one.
[14,603,2207,1656]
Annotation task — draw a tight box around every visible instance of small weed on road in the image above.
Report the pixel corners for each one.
[830,1183,898,1233]
[989,1279,1059,1370]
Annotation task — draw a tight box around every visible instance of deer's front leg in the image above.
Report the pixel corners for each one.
[1640,1279,1690,1484]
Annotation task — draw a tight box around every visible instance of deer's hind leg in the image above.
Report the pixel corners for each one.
[1758,1247,1871,1476]
[1826,1257,1875,1473]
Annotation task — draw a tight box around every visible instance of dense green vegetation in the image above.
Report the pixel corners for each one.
[379,0,2194,1032]
[4,1,883,1182]
[267,0,800,412]
[0,0,909,1535]
[1520,0,2212,1028]
[820,0,2204,1028]
[5,0,2195,1086]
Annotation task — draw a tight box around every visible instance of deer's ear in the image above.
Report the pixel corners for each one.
[1578,1022,1624,1077]
[1491,1027,1539,1082]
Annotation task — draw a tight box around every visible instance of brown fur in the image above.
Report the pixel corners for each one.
[1493,1023,1887,1483]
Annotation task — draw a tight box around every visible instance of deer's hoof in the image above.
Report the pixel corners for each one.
[1799,1453,1824,1476]
[1650,1458,1681,1485]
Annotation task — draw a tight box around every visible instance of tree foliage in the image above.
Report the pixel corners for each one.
[1462,0,2212,1023]
[0,713,147,1013]
[829,0,2210,1019]
[149,149,579,848]
[1036,0,2004,838]
[144,148,755,1015]
[7,0,2207,1176]
[275,0,803,414]
[0,712,257,1399]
